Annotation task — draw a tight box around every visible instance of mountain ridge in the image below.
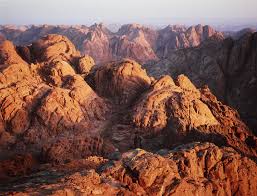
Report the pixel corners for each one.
[0,23,224,64]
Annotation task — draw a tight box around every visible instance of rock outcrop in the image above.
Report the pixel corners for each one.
[0,35,109,158]
[90,59,152,104]
[30,34,80,63]
[82,24,113,64]
[132,75,256,157]
[146,32,257,134]
[76,55,95,75]
[0,34,256,195]
[2,143,257,195]
[41,136,115,164]
[111,24,159,64]
[133,75,218,134]
[0,40,28,65]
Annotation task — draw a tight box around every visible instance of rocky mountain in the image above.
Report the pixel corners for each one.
[110,24,159,63]
[0,35,256,195]
[0,24,224,64]
[224,28,257,39]
[146,32,257,134]
[156,24,224,58]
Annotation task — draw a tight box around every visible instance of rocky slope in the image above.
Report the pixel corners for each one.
[0,24,223,64]
[146,32,257,134]
[2,143,257,195]
[0,35,111,158]
[0,35,256,195]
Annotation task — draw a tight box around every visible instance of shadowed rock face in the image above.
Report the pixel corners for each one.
[146,32,257,134]
[89,59,152,105]
[0,35,256,195]
[156,24,224,58]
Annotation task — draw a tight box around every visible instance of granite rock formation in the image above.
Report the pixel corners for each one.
[0,35,256,195]
[146,32,257,134]
[0,35,110,159]
[2,143,257,195]
[89,59,152,104]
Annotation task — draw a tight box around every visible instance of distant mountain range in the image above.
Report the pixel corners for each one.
[0,23,228,64]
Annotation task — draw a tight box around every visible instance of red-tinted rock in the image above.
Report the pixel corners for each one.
[92,59,152,104]
[0,40,28,65]
[31,34,80,63]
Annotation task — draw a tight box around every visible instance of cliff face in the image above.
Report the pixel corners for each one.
[156,24,224,58]
[0,35,256,195]
[0,24,224,64]
[146,32,257,134]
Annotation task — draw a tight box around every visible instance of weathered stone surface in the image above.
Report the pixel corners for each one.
[0,153,37,181]
[0,38,109,157]
[111,23,159,64]
[0,40,28,65]
[156,24,224,58]
[0,34,256,195]
[146,32,257,133]
[133,75,218,134]
[31,34,80,63]
[3,143,256,196]
[0,24,224,64]
[82,24,113,63]
[77,55,95,75]
[132,74,256,157]
[41,136,115,164]
[92,59,152,104]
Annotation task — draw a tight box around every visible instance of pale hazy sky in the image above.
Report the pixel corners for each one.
[1,0,257,25]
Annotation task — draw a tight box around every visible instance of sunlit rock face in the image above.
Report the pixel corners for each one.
[146,32,257,134]
[0,34,256,196]
[0,35,110,156]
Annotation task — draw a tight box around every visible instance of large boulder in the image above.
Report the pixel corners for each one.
[36,75,109,134]
[76,55,95,75]
[92,59,152,104]
[31,34,80,63]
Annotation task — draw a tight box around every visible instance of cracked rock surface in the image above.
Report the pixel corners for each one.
[0,34,256,195]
